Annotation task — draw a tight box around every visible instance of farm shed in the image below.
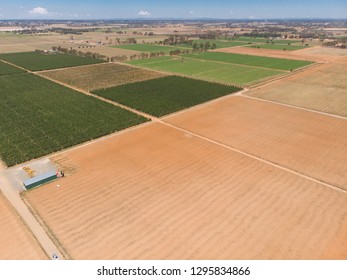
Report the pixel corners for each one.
[23,171,57,190]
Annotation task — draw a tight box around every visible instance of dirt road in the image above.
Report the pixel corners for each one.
[0,170,64,259]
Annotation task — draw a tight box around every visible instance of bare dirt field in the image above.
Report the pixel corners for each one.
[214,46,347,63]
[41,62,167,91]
[247,62,347,117]
[166,96,347,190]
[0,191,46,259]
[24,122,347,260]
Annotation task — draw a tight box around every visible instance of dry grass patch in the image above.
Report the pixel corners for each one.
[41,63,167,91]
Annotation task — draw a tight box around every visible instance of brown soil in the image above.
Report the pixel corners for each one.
[25,122,347,259]
[0,191,47,259]
[247,63,347,117]
[166,96,347,190]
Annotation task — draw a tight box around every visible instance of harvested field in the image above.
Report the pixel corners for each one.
[0,191,46,259]
[0,73,147,166]
[25,122,347,259]
[247,63,347,117]
[166,96,347,190]
[0,51,103,71]
[129,56,283,86]
[183,52,314,71]
[0,60,26,76]
[93,76,241,117]
[41,63,167,91]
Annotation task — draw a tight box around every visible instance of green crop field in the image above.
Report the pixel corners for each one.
[128,56,282,85]
[0,52,104,71]
[0,73,147,166]
[183,52,313,71]
[112,44,188,53]
[0,60,26,76]
[248,44,309,51]
[93,76,241,117]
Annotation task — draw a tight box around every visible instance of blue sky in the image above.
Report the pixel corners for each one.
[0,0,346,19]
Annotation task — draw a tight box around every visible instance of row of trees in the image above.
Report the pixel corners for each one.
[50,46,109,61]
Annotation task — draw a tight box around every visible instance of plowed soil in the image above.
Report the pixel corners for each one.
[166,96,347,190]
[0,192,46,259]
[25,122,347,259]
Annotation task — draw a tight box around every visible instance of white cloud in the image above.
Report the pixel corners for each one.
[230,11,234,15]
[189,11,195,14]
[29,7,48,15]
[138,10,150,16]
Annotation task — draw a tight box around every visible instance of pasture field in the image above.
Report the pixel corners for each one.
[93,76,240,117]
[0,73,147,166]
[0,52,104,71]
[166,96,347,190]
[0,191,47,259]
[248,44,308,51]
[0,60,26,76]
[25,122,347,259]
[247,62,347,117]
[183,52,314,70]
[128,56,282,85]
[41,63,167,91]
[112,44,188,53]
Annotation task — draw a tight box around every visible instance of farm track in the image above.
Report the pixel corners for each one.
[0,172,64,259]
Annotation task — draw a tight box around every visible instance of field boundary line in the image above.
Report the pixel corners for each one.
[0,191,48,259]
[247,62,323,89]
[119,61,243,88]
[35,61,110,73]
[0,58,30,72]
[161,89,248,120]
[34,72,158,121]
[21,192,72,260]
[182,56,289,72]
[241,94,347,120]
[160,121,347,195]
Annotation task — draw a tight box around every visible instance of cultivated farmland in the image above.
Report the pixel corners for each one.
[93,76,241,117]
[25,122,347,259]
[129,56,282,85]
[0,191,47,259]
[183,52,314,70]
[166,96,347,190]
[0,60,26,76]
[247,63,347,117]
[0,73,147,166]
[0,52,104,71]
[112,43,188,53]
[41,63,167,91]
